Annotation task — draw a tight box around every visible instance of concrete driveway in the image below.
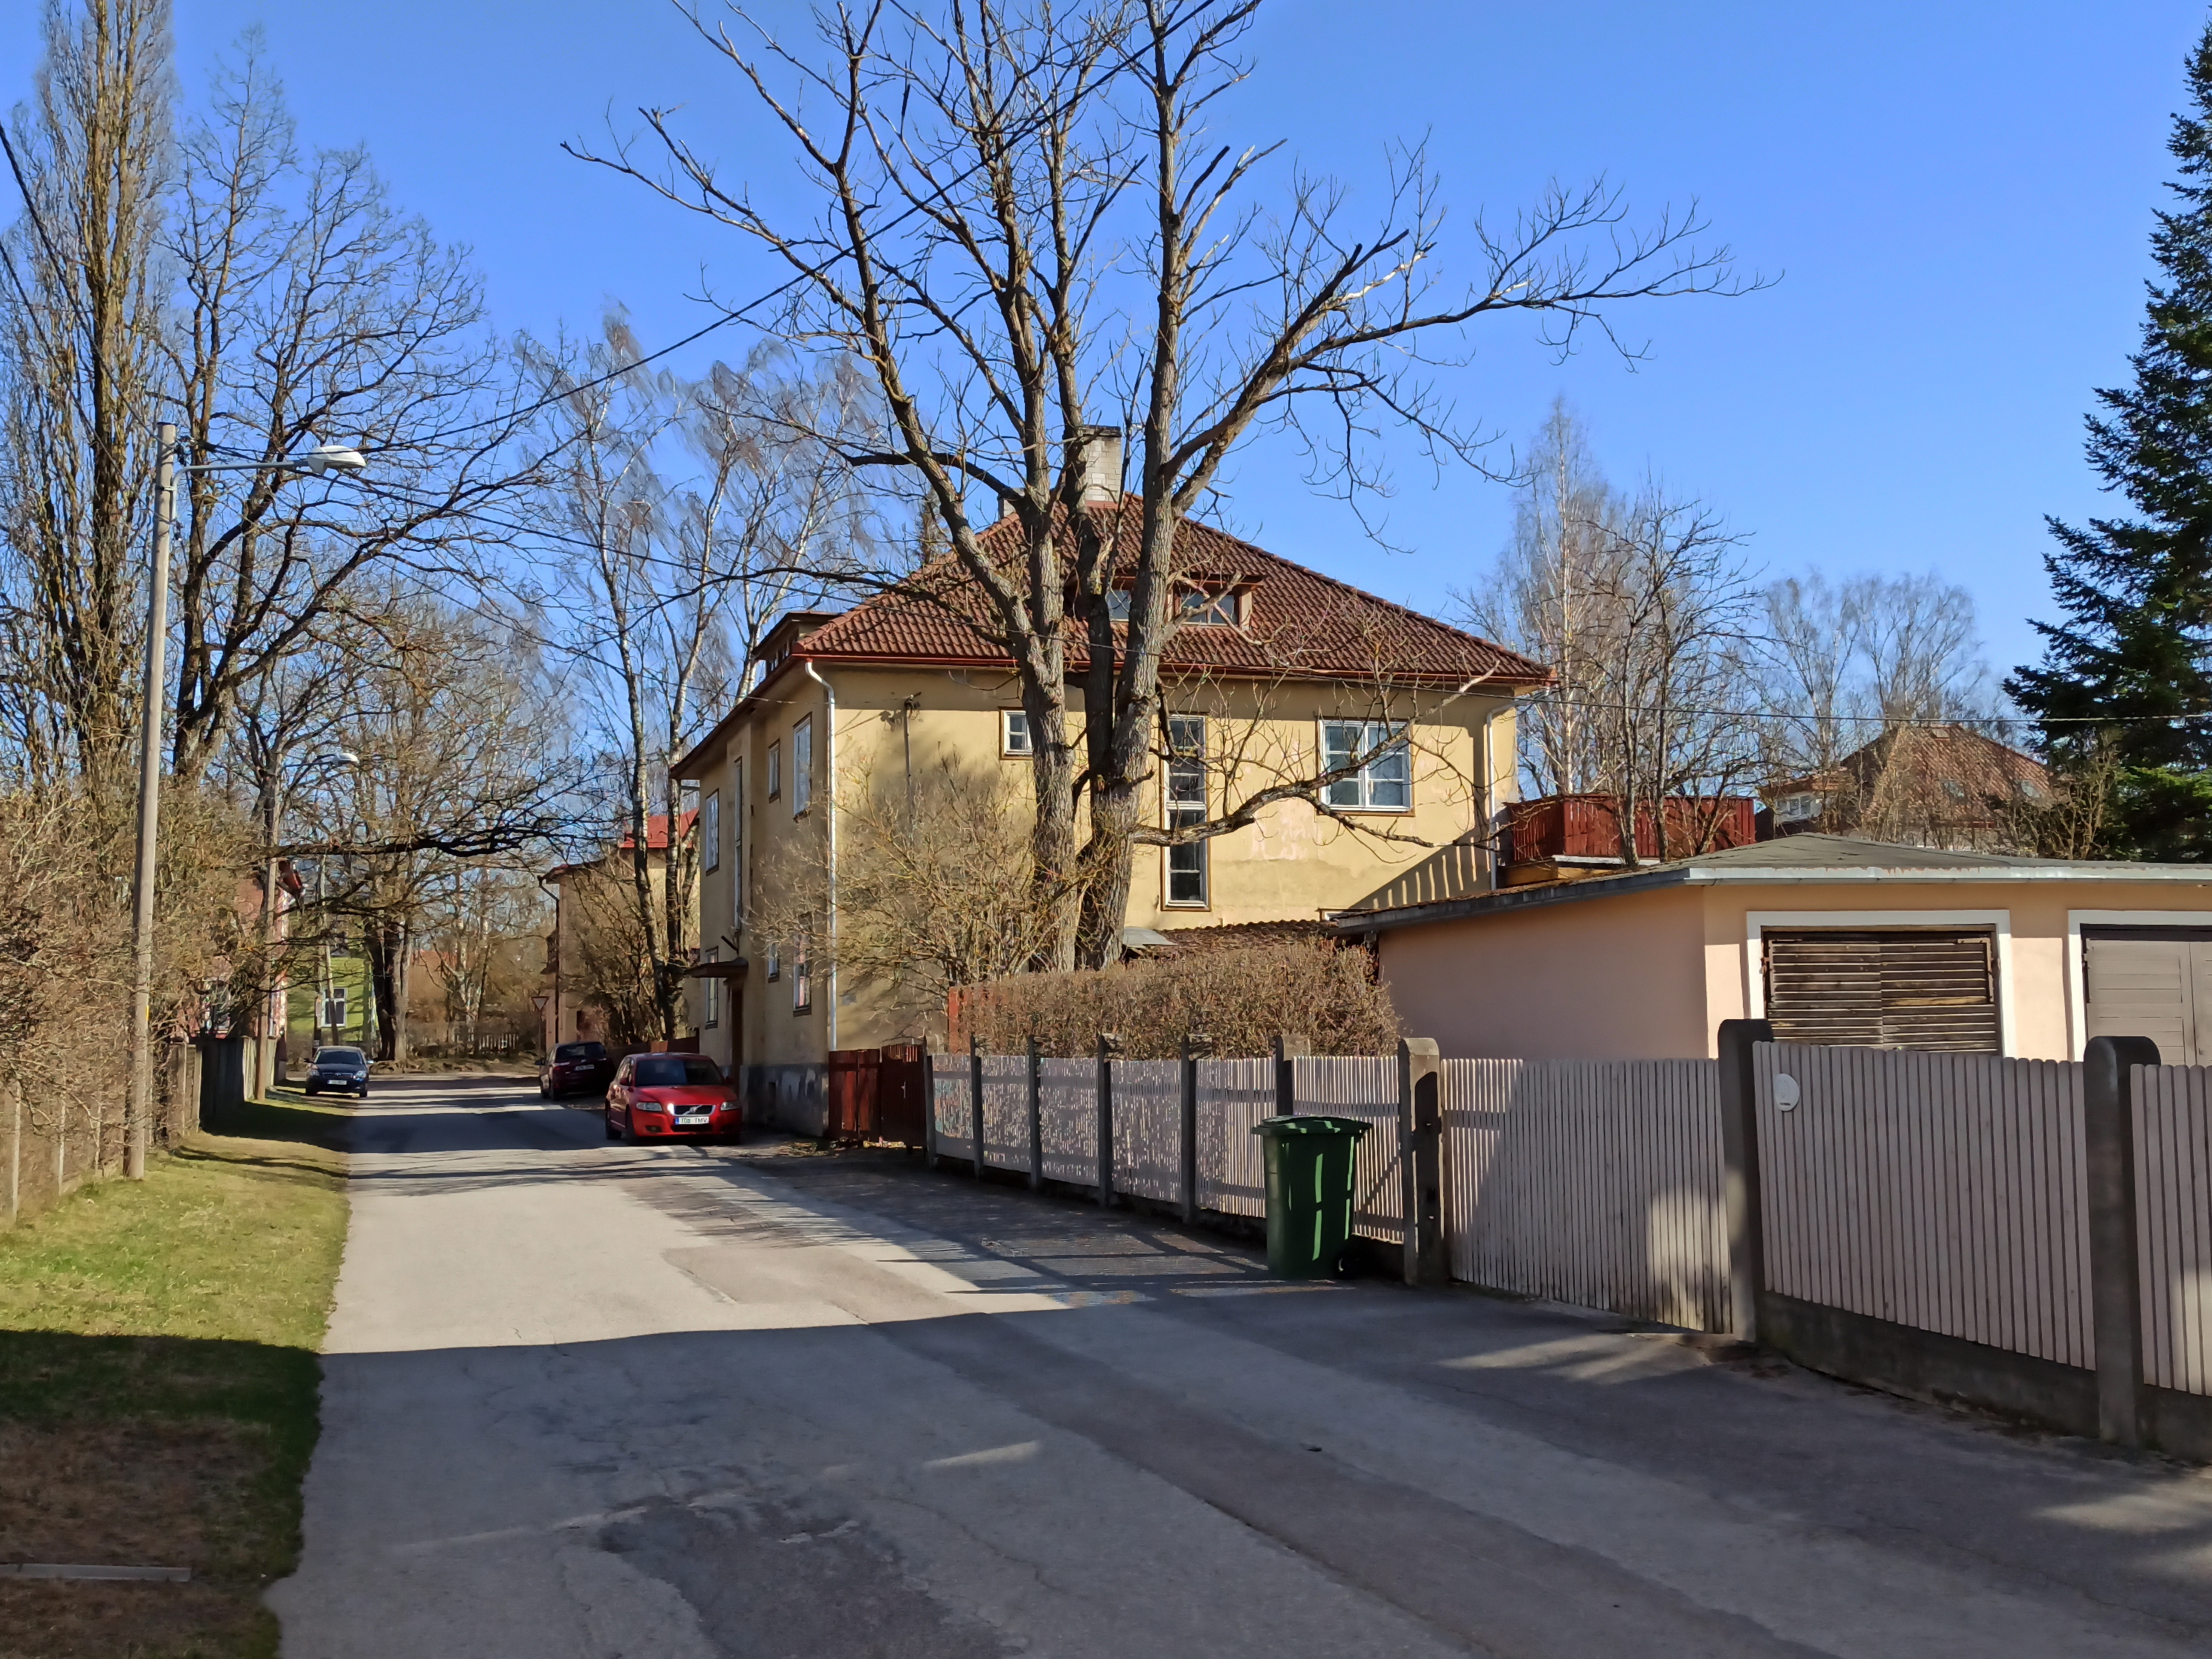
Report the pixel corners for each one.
[269,1074,2212,1658]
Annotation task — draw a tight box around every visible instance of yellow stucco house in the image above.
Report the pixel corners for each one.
[672,501,1547,1128]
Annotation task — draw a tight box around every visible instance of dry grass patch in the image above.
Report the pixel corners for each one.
[0,1095,349,1658]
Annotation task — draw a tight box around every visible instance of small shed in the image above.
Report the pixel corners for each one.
[1335,834,2212,1062]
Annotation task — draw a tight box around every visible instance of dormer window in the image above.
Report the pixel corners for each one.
[1179,588,1240,625]
[1103,585,1242,625]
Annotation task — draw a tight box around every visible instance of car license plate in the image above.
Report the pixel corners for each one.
[675,1114,710,1127]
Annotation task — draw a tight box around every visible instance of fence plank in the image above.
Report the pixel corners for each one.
[2135,1064,2212,1397]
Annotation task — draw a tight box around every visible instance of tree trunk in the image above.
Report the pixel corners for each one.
[367,918,411,1063]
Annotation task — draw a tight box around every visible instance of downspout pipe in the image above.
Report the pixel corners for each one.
[802,659,838,1051]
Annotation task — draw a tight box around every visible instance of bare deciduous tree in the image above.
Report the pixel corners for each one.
[751,753,1067,1028]
[1464,405,1759,861]
[527,318,876,1040]
[1462,399,1625,799]
[577,0,1748,968]
[1760,570,1992,784]
[301,596,569,1062]
[0,0,173,783]
[165,39,542,785]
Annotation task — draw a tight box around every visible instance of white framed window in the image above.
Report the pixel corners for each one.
[1107,587,1240,624]
[1320,719,1410,812]
[1002,709,1032,757]
[765,940,780,981]
[702,948,720,1028]
[793,717,813,815]
[767,741,782,800]
[792,930,812,1013]
[1179,588,1239,625]
[1165,715,1207,907]
[322,987,347,1029]
[703,790,721,872]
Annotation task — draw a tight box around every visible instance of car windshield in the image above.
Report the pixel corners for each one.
[316,1049,364,1066]
[555,1043,606,1062]
[633,1056,722,1088]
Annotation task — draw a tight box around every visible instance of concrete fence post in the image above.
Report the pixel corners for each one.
[1717,1018,1773,1343]
[1095,1032,1121,1208]
[1272,1032,1307,1117]
[969,1036,985,1181]
[1179,1032,1211,1225]
[1026,1036,1043,1191]
[2085,1034,2158,1449]
[1397,1038,1446,1287]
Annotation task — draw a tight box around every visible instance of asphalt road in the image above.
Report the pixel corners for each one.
[269,1074,2212,1658]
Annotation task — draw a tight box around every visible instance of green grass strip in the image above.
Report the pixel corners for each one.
[0,1093,350,1659]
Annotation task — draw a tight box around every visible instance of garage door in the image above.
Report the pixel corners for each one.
[2082,927,2212,1066]
[1761,929,2001,1053]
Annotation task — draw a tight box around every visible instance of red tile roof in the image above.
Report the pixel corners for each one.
[794,499,1549,689]
[545,811,697,882]
[618,811,695,853]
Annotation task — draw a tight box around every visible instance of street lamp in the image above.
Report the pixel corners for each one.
[126,423,367,1177]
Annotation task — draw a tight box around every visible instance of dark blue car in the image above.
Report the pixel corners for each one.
[305,1045,371,1097]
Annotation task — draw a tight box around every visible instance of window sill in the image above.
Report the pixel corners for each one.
[1321,804,1414,816]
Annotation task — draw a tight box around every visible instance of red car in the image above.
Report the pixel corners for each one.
[605,1053,742,1144]
[541,1040,615,1099]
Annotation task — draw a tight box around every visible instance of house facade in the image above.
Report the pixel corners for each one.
[539,814,693,1056]
[1342,832,2212,1063]
[673,503,1546,1128]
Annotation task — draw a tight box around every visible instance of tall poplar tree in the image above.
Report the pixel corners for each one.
[2010,22,2212,859]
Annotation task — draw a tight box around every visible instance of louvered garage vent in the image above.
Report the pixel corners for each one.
[1762,930,1999,1053]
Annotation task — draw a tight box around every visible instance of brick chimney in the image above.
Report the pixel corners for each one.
[1078,425,1123,509]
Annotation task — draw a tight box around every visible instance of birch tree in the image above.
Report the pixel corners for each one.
[529,319,873,1040]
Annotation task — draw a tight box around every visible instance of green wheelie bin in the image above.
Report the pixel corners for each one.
[1251,1114,1372,1278]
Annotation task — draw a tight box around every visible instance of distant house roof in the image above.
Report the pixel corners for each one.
[544,811,696,882]
[1337,833,2212,936]
[1769,725,2049,841]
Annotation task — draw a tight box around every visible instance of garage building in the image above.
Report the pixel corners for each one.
[1337,834,2212,1063]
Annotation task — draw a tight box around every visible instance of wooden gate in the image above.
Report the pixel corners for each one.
[825,1045,928,1144]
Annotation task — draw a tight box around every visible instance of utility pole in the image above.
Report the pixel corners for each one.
[125,423,176,1180]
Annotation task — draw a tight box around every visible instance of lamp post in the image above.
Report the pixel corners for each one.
[126,432,366,1178]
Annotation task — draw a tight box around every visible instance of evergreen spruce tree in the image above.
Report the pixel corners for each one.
[2010,22,2212,859]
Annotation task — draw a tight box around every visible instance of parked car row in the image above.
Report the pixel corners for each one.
[535,1041,743,1146]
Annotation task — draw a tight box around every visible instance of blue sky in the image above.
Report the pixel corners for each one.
[5,2,2205,687]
